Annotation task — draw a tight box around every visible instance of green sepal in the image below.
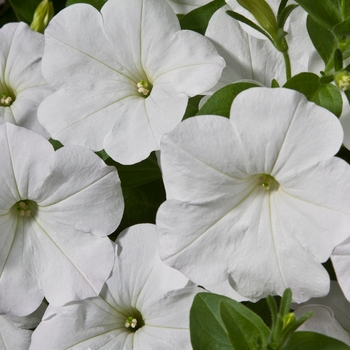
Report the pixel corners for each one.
[271,79,280,88]
[306,15,337,67]
[226,10,273,42]
[66,0,106,10]
[30,0,54,33]
[179,0,226,35]
[190,293,270,350]
[197,82,260,118]
[277,4,299,30]
[277,0,288,17]
[319,75,335,84]
[284,72,343,117]
[237,0,278,39]
[49,138,64,151]
[334,48,344,71]
[95,149,109,161]
[283,331,350,350]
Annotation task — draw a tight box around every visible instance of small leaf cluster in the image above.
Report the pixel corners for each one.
[190,289,350,350]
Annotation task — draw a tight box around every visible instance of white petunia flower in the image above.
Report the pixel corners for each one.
[0,123,124,316]
[165,0,211,14]
[29,224,200,350]
[38,0,225,165]
[156,87,350,303]
[0,22,53,137]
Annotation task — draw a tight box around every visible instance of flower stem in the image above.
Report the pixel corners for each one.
[283,51,291,81]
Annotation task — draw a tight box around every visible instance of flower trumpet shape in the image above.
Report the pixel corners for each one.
[0,123,124,316]
[157,87,350,303]
[38,0,225,164]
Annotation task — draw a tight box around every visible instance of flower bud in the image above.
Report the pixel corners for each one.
[30,0,54,34]
[334,70,350,91]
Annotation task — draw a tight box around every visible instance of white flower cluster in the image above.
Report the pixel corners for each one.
[0,0,350,348]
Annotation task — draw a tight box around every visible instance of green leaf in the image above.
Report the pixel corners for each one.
[6,0,42,22]
[197,82,260,118]
[306,15,337,67]
[334,18,350,36]
[283,331,350,349]
[182,95,203,120]
[220,301,269,350]
[295,0,343,29]
[179,0,226,35]
[190,293,270,350]
[66,0,106,11]
[0,2,17,27]
[106,151,162,189]
[283,72,343,117]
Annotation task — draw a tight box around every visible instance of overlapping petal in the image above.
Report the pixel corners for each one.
[39,0,225,164]
[30,224,200,350]
[157,87,350,302]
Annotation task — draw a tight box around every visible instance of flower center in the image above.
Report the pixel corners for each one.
[125,316,137,329]
[124,309,144,332]
[0,91,14,106]
[16,200,31,216]
[137,80,152,96]
[258,174,276,190]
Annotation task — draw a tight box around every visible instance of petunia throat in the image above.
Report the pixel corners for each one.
[16,200,32,216]
[137,80,152,96]
[124,309,144,332]
[258,174,277,190]
[0,91,14,106]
